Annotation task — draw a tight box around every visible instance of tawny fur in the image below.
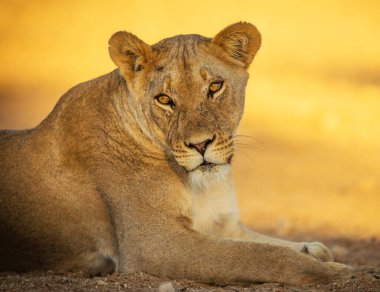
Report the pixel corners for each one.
[0,22,351,285]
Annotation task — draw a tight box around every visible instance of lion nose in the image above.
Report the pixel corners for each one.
[187,136,215,156]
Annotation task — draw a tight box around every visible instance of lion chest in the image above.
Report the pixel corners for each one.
[190,181,239,235]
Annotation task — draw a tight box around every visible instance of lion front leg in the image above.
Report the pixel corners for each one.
[224,222,334,262]
[123,220,351,286]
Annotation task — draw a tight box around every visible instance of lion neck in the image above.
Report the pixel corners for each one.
[41,71,166,171]
[112,75,167,159]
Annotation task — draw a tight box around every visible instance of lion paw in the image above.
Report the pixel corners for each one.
[300,241,334,262]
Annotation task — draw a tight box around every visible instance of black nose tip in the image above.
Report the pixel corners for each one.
[187,137,214,155]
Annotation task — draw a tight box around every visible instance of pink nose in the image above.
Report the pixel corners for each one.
[187,137,214,155]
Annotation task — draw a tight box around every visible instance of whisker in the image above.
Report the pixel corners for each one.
[233,142,251,147]
[234,145,251,151]
[234,134,263,145]
[234,143,261,152]
[234,148,255,165]
[234,134,255,139]
[233,137,263,151]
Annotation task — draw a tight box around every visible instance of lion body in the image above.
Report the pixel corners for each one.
[0,23,351,285]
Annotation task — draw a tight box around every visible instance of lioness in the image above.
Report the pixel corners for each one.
[0,22,352,285]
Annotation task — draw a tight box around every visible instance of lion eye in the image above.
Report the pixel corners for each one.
[208,81,224,97]
[154,94,175,109]
[157,95,170,104]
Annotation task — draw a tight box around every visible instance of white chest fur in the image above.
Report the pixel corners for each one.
[188,166,239,234]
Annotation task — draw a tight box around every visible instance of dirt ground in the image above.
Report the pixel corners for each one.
[0,236,379,291]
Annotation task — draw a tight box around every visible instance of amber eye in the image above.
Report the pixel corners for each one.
[157,95,170,104]
[208,81,224,97]
[154,94,175,108]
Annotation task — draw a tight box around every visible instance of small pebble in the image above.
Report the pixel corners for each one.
[96,279,107,285]
[158,282,175,292]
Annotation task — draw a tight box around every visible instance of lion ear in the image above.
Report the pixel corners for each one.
[212,22,261,68]
[108,31,153,79]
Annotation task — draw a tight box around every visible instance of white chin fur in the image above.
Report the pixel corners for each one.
[188,164,230,190]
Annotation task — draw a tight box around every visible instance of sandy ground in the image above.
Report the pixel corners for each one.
[1,236,379,291]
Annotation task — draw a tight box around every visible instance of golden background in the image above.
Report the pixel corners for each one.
[0,0,379,238]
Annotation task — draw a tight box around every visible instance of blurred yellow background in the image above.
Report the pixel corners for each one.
[0,0,379,238]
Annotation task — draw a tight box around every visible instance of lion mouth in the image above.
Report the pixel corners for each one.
[196,160,220,171]
[197,162,216,172]
[196,161,215,171]
[199,154,233,169]
[200,161,214,167]
[194,157,233,171]
[185,156,234,172]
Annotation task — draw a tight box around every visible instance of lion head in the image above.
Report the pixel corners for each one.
[108,22,261,183]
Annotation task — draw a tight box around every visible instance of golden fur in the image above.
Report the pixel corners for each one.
[0,22,353,285]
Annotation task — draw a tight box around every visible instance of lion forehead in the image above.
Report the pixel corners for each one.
[151,37,227,77]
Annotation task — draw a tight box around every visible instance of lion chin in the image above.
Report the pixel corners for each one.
[188,163,230,190]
